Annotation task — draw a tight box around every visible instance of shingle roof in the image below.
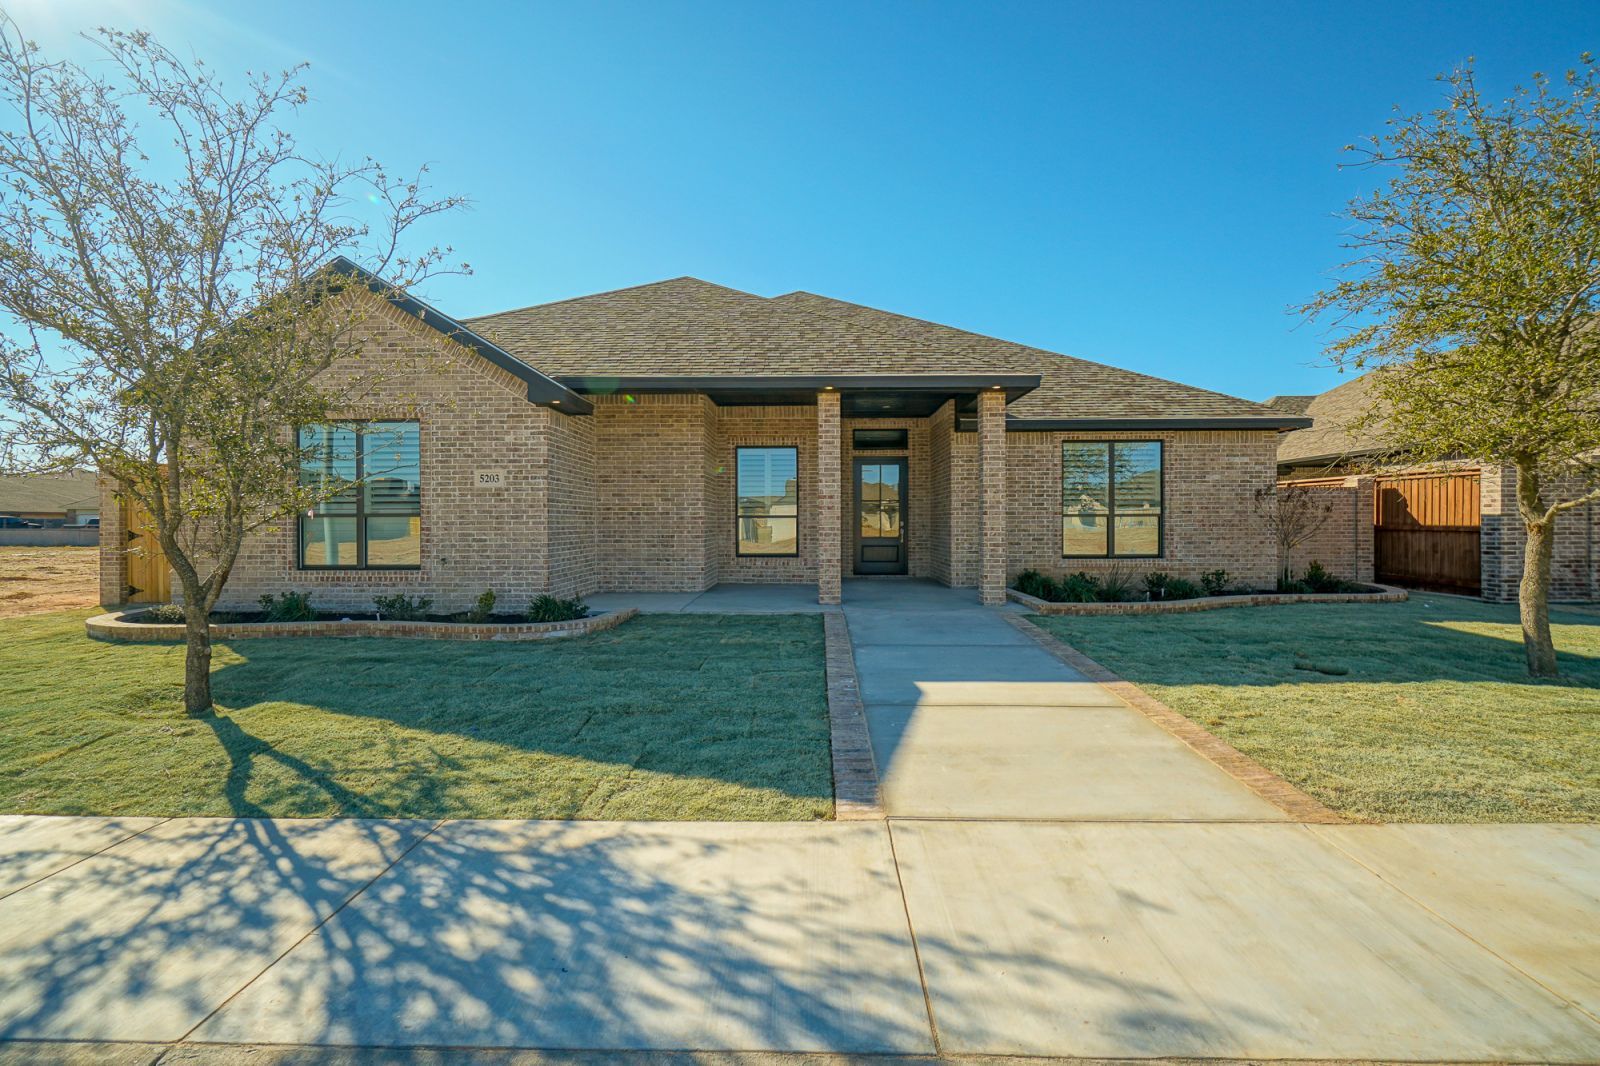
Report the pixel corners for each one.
[465,278,1302,425]
[1276,372,1391,465]
[1263,394,1316,414]
[0,470,99,514]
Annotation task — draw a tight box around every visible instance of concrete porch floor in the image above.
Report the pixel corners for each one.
[584,577,987,615]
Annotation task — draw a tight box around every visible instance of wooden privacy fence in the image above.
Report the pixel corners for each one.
[1373,470,1480,594]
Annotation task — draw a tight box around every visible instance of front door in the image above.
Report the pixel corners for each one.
[854,458,908,575]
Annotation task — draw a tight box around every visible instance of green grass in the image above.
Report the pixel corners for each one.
[0,611,833,820]
[1035,596,1600,823]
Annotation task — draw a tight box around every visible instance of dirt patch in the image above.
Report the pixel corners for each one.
[0,546,98,618]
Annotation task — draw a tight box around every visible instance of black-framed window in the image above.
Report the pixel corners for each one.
[299,421,421,569]
[736,446,798,556]
[1062,440,1162,557]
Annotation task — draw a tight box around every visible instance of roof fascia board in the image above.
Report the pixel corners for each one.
[954,415,1316,433]
[326,257,593,415]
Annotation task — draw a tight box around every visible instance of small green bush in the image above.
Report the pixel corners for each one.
[1301,561,1359,593]
[1163,577,1203,600]
[1014,569,1058,600]
[1058,572,1101,602]
[1143,571,1173,600]
[373,592,433,621]
[259,591,316,622]
[1095,566,1141,602]
[1200,569,1230,596]
[138,603,188,624]
[467,589,496,623]
[526,594,589,623]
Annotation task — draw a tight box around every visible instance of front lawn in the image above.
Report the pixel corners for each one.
[0,611,832,820]
[1034,596,1600,822]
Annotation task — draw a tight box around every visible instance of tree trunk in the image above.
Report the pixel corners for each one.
[182,594,214,716]
[1514,460,1558,679]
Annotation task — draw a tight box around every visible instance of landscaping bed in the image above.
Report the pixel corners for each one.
[1010,563,1401,614]
[1032,597,1600,822]
[87,606,635,643]
[6,609,834,820]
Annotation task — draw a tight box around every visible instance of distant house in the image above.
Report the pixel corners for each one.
[1269,373,1597,603]
[0,470,99,527]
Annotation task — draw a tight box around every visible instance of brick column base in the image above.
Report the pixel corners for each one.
[816,390,842,605]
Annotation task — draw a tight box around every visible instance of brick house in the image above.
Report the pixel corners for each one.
[100,260,1312,610]
[1271,372,1599,603]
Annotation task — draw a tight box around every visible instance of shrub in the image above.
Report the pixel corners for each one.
[1143,571,1173,600]
[526,594,589,623]
[138,603,188,624]
[1301,561,1359,593]
[373,592,433,621]
[467,589,496,623]
[1163,577,1203,600]
[1095,565,1141,602]
[1014,569,1057,600]
[1058,572,1101,602]
[1277,577,1311,594]
[1200,569,1230,597]
[259,591,316,622]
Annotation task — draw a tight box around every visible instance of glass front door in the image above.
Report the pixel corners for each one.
[855,458,907,575]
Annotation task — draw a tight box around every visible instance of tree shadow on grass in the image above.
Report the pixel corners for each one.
[198,615,834,820]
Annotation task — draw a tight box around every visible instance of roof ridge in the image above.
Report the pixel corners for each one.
[466,276,762,323]
[777,290,1274,411]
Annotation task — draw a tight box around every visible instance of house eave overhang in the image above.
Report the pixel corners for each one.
[956,415,1316,433]
[561,373,1041,417]
[325,257,593,415]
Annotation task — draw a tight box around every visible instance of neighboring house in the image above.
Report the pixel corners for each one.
[1270,372,1599,603]
[0,470,100,527]
[100,260,1310,610]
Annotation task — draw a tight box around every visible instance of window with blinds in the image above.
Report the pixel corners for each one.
[299,421,421,569]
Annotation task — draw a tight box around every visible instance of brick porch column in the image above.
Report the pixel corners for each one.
[816,390,842,605]
[977,389,1007,605]
[98,474,126,608]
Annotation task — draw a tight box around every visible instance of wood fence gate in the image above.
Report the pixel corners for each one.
[1373,470,1481,594]
[119,496,171,603]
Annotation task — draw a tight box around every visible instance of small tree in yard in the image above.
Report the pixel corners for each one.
[0,20,464,713]
[1253,483,1335,588]
[1302,56,1600,678]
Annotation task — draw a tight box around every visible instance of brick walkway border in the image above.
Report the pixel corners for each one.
[823,611,883,820]
[85,607,639,644]
[1003,613,1345,824]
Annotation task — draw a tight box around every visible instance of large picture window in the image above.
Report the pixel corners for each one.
[736,446,799,556]
[299,421,421,569]
[1062,440,1162,557]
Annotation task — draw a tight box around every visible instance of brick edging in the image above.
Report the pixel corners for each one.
[85,607,638,644]
[822,611,883,820]
[1002,613,1346,824]
[1007,584,1407,615]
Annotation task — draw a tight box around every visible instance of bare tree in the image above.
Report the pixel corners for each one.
[0,19,465,713]
[1254,483,1335,587]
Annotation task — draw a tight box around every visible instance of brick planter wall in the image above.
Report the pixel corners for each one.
[86,607,638,644]
[1007,585,1406,615]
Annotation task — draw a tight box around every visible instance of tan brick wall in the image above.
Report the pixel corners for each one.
[218,293,586,613]
[815,392,842,603]
[926,402,955,584]
[1282,476,1376,584]
[977,391,1008,604]
[1001,429,1281,591]
[1481,464,1600,604]
[718,406,820,586]
[98,475,127,607]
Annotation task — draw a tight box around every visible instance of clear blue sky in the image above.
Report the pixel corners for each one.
[17,0,1600,400]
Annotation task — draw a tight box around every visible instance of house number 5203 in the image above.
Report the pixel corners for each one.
[475,470,506,488]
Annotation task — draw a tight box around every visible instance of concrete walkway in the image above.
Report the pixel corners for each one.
[840,579,1285,820]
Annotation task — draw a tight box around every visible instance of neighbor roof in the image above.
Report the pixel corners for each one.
[465,278,1306,428]
[1276,372,1391,466]
[0,470,99,514]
